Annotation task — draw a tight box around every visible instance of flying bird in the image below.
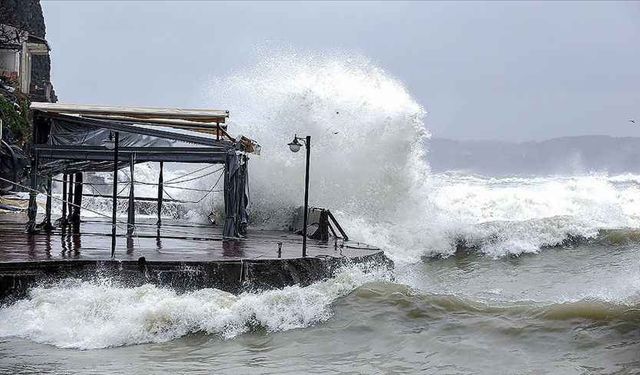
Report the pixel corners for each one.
[630,119,636,124]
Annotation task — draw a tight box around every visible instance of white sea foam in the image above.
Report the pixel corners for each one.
[0,265,391,349]
[425,173,640,257]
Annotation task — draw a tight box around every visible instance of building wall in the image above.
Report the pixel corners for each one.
[0,0,54,101]
[0,50,18,73]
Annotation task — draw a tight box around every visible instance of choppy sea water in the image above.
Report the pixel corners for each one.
[0,242,638,374]
[1,52,638,373]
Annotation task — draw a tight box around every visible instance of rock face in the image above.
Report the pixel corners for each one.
[0,0,45,37]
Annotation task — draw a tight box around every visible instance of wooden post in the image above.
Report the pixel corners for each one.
[111,132,119,258]
[72,172,83,231]
[157,161,163,227]
[127,154,135,236]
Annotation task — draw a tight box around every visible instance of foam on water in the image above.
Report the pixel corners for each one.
[0,265,392,349]
[426,173,640,257]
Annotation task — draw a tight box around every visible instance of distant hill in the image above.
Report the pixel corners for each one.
[426,135,640,176]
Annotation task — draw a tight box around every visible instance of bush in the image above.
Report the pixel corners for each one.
[0,95,30,145]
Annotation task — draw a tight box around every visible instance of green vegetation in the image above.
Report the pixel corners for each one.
[0,95,30,145]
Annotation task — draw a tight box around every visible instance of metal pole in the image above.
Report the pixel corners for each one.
[111,132,119,258]
[157,161,163,227]
[72,172,83,231]
[302,135,311,257]
[61,173,67,225]
[66,173,74,221]
[26,150,38,233]
[44,175,52,231]
[26,117,38,233]
[126,153,135,236]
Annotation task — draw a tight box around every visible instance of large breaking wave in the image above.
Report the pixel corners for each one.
[0,265,391,349]
[200,51,640,261]
[2,51,639,350]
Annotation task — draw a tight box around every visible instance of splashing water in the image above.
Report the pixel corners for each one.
[0,265,392,349]
[3,52,639,354]
[202,51,640,261]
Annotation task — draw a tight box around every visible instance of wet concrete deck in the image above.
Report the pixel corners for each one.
[0,213,389,298]
[0,214,380,262]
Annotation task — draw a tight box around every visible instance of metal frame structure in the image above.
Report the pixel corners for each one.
[25,103,258,257]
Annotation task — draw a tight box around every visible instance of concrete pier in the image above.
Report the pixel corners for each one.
[0,214,390,300]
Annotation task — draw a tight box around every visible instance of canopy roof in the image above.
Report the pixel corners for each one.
[30,102,260,175]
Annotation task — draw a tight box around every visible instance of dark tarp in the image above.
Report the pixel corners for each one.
[0,140,28,192]
[39,117,176,174]
[223,150,249,238]
[48,117,174,148]
[291,207,329,240]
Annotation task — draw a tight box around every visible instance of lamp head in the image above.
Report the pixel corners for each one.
[288,136,302,153]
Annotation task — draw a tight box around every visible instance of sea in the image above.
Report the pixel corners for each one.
[0,53,637,374]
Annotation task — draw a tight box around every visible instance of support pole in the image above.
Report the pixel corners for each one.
[61,173,67,226]
[127,153,135,236]
[72,172,83,231]
[111,132,119,258]
[156,161,163,227]
[26,150,38,233]
[302,135,311,257]
[44,175,52,231]
[66,173,74,221]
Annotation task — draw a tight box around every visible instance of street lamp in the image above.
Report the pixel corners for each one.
[108,131,119,258]
[288,134,311,257]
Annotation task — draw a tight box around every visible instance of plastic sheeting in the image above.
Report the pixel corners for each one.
[223,150,249,238]
[37,117,177,174]
[48,117,173,148]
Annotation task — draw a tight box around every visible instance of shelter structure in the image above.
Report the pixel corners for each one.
[26,102,260,253]
[0,102,389,299]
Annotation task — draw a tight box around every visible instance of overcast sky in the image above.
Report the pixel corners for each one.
[42,1,639,141]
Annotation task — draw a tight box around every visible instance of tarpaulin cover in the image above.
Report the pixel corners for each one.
[48,117,174,148]
[39,117,182,174]
[223,150,249,238]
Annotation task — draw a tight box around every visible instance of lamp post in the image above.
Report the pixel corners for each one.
[104,131,119,258]
[288,134,311,257]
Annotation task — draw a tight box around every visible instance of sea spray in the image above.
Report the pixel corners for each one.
[203,51,640,260]
[0,264,393,349]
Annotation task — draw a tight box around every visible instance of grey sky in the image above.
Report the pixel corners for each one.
[42,1,639,141]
